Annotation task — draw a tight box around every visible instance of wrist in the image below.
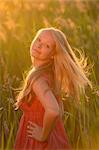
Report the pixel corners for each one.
[40,132,49,142]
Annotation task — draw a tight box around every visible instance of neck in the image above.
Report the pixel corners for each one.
[33,57,52,68]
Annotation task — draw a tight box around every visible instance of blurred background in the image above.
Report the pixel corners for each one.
[0,0,99,149]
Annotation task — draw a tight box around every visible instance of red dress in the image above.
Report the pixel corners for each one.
[13,73,71,150]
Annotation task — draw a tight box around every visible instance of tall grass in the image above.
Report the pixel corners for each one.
[0,0,99,149]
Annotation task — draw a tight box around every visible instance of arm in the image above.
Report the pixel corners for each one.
[32,76,60,141]
[41,108,59,141]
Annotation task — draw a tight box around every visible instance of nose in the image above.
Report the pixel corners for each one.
[37,42,42,49]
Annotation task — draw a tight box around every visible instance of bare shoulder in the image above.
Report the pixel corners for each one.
[32,75,60,114]
[32,75,50,95]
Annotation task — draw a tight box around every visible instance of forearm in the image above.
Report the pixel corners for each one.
[41,111,59,141]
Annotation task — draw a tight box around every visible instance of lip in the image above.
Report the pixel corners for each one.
[33,49,40,54]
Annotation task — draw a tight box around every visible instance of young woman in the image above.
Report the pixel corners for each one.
[13,27,92,150]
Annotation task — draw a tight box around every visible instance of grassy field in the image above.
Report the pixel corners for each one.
[0,0,99,149]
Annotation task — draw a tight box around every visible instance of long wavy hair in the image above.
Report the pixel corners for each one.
[14,27,92,110]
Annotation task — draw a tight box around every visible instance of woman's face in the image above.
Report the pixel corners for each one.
[30,31,56,60]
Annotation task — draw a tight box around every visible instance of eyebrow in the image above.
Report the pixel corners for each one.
[38,36,51,46]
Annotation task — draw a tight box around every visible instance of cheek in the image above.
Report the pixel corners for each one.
[41,48,52,57]
[31,41,37,50]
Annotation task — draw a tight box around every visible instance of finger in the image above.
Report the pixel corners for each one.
[28,121,38,127]
[27,132,36,138]
[27,129,34,134]
[27,133,34,138]
[27,126,35,132]
[28,121,35,126]
[28,121,33,124]
[27,125,34,130]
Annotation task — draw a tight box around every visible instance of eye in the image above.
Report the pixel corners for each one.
[37,38,41,42]
[46,44,50,48]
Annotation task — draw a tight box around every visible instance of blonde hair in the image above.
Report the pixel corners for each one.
[14,27,92,110]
